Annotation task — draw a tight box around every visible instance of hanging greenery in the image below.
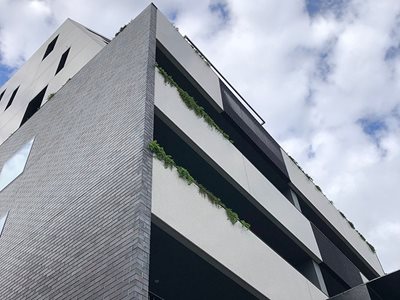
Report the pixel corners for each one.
[114,24,127,37]
[156,65,233,143]
[287,153,376,252]
[149,140,250,230]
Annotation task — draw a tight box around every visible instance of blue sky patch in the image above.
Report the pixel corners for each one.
[0,64,14,87]
[307,144,316,159]
[209,1,230,24]
[167,9,178,23]
[358,117,388,157]
[384,45,400,61]
[358,117,387,137]
[305,0,350,18]
[316,50,332,81]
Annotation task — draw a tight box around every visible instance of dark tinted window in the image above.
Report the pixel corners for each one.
[20,86,47,126]
[42,35,59,60]
[0,89,5,102]
[5,86,19,110]
[55,48,70,75]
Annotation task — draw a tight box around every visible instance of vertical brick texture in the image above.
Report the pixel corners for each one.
[0,4,156,299]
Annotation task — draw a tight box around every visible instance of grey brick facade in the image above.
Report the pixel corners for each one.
[1,2,396,299]
[0,4,156,299]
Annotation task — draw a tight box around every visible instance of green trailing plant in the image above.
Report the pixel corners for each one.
[114,24,127,37]
[240,220,251,229]
[197,183,223,207]
[348,221,355,229]
[148,140,175,169]
[149,140,250,230]
[356,229,376,253]
[176,166,195,185]
[156,65,233,143]
[288,154,314,182]
[287,152,376,254]
[367,241,376,253]
[287,153,330,198]
[172,24,180,32]
[47,93,55,101]
[356,230,366,241]
[338,211,375,252]
[225,208,239,225]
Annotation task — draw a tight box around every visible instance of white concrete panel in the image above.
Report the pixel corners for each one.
[155,71,249,188]
[243,159,321,261]
[281,150,384,275]
[0,19,106,145]
[152,158,326,300]
[155,71,322,262]
[361,272,369,284]
[156,10,224,111]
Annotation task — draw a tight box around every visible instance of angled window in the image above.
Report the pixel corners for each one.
[5,86,19,110]
[0,211,9,237]
[55,48,70,75]
[0,89,5,103]
[42,35,59,60]
[20,86,47,126]
[0,138,34,192]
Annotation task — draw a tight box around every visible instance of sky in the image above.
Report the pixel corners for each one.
[0,0,399,273]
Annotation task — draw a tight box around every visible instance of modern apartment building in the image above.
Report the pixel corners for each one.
[0,4,397,300]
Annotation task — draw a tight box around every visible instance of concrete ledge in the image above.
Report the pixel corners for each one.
[151,158,326,300]
[154,70,322,262]
[281,150,384,276]
[156,10,224,111]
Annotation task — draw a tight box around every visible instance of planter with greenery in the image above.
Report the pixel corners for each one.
[149,140,250,229]
[287,153,376,252]
[156,65,232,143]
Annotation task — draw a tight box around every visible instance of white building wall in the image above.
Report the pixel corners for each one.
[154,70,322,262]
[152,158,327,300]
[282,150,384,276]
[155,7,384,276]
[156,10,224,111]
[0,19,107,145]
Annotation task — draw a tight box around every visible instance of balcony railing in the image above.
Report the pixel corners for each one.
[183,35,266,125]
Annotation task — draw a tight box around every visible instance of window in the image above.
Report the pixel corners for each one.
[42,35,59,60]
[0,138,34,191]
[5,86,19,110]
[0,89,5,103]
[0,211,9,237]
[20,86,47,126]
[55,48,70,75]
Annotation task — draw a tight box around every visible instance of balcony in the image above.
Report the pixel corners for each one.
[150,158,326,300]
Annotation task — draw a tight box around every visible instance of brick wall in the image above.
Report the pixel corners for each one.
[0,4,156,299]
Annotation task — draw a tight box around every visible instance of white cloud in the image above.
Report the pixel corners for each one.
[173,0,400,273]
[0,0,399,274]
[0,0,53,67]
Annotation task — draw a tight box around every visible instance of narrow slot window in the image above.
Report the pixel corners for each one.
[0,89,6,102]
[0,138,34,191]
[5,86,19,110]
[55,48,70,75]
[42,35,59,60]
[0,211,9,237]
[20,86,47,126]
